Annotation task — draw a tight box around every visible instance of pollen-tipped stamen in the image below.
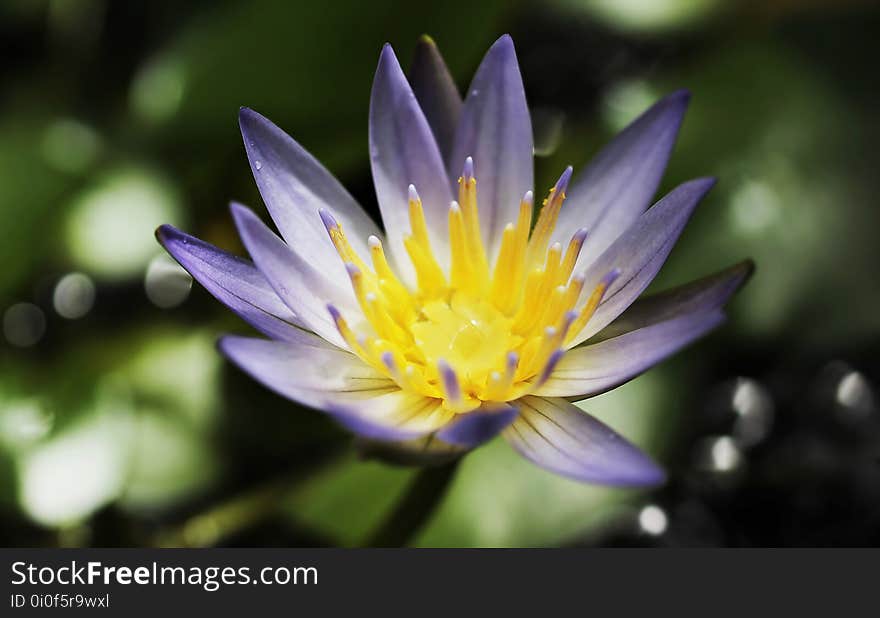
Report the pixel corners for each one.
[530,326,560,379]
[407,184,432,252]
[535,349,565,387]
[498,191,535,314]
[560,228,589,281]
[437,359,478,412]
[457,156,489,293]
[448,201,472,293]
[438,358,460,402]
[320,209,369,273]
[565,268,621,344]
[345,263,372,315]
[367,235,395,281]
[327,304,367,357]
[526,166,573,267]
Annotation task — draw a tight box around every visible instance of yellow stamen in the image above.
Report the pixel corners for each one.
[407,185,432,252]
[368,235,396,282]
[345,264,371,311]
[526,167,572,267]
[560,228,588,282]
[448,202,472,293]
[499,192,534,314]
[530,326,560,379]
[369,236,415,321]
[321,209,370,274]
[365,293,409,345]
[405,365,441,399]
[404,235,446,298]
[511,268,545,335]
[538,284,570,333]
[565,270,619,345]
[489,223,517,307]
[327,305,367,357]
[457,157,489,293]
[321,161,616,410]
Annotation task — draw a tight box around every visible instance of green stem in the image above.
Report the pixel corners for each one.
[366,460,460,547]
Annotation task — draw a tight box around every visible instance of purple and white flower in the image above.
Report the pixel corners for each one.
[157,35,751,486]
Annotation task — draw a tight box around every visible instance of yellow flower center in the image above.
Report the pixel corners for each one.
[323,159,614,413]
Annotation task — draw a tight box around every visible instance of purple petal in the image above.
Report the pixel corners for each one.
[552,90,690,271]
[448,34,533,261]
[229,202,356,348]
[535,310,725,399]
[595,260,754,341]
[569,177,716,346]
[221,336,446,441]
[370,44,454,282]
[156,224,311,343]
[503,396,665,486]
[218,335,392,409]
[409,35,462,161]
[239,108,379,285]
[436,402,519,448]
[326,391,455,442]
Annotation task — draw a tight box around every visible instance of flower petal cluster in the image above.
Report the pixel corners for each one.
[158,35,751,485]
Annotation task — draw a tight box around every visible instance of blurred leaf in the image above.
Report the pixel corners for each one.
[652,38,880,344]
[118,409,220,513]
[283,453,417,547]
[0,119,78,295]
[135,0,513,193]
[0,449,19,508]
[123,329,221,429]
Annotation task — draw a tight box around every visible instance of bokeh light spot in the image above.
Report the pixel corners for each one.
[0,399,53,449]
[64,167,182,281]
[532,107,565,156]
[638,504,668,536]
[836,371,875,420]
[52,272,96,319]
[729,179,782,236]
[3,302,46,347]
[563,0,723,33]
[130,54,187,123]
[41,118,101,174]
[696,435,743,474]
[19,411,131,528]
[709,436,742,472]
[602,79,659,132]
[731,378,774,448]
[145,254,192,308]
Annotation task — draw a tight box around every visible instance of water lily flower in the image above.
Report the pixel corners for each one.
[157,35,751,486]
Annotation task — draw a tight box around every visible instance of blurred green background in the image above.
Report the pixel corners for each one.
[1,0,878,547]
